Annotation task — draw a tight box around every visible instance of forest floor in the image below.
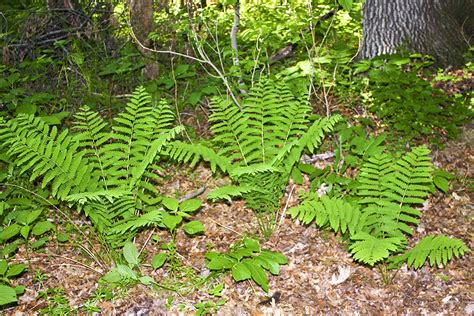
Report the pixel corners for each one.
[5,119,472,315]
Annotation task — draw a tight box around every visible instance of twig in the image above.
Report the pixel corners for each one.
[230,0,246,94]
[178,186,207,203]
[128,16,242,110]
[276,184,295,230]
[206,217,244,237]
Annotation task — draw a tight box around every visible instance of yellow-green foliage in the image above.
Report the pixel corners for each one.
[0,87,182,246]
[169,79,342,212]
[289,146,469,268]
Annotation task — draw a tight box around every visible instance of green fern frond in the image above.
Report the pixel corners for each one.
[297,115,343,154]
[73,106,110,187]
[103,86,175,185]
[0,87,181,247]
[209,97,248,164]
[230,163,282,177]
[65,189,131,205]
[0,114,98,199]
[129,125,184,189]
[208,185,258,202]
[238,171,287,212]
[168,78,338,214]
[108,209,163,237]
[389,235,470,269]
[356,153,393,204]
[382,146,433,205]
[168,141,231,173]
[349,231,405,266]
[288,195,363,235]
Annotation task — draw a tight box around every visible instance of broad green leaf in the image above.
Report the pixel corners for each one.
[243,260,269,292]
[31,236,48,249]
[101,270,122,283]
[16,103,37,115]
[116,264,138,279]
[0,224,21,241]
[208,283,224,297]
[0,260,7,275]
[231,262,252,281]
[15,285,25,295]
[0,285,17,305]
[123,241,139,266]
[57,232,69,242]
[183,221,204,235]
[162,214,183,230]
[291,168,303,185]
[162,197,179,212]
[207,255,235,270]
[188,91,201,106]
[151,253,167,270]
[179,199,202,213]
[26,209,43,225]
[244,238,260,252]
[6,263,26,278]
[31,221,54,236]
[338,0,352,11]
[434,176,449,193]
[228,248,253,261]
[1,242,19,257]
[139,276,154,285]
[20,226,30,240]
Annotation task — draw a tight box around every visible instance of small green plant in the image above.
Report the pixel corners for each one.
[195,298,226,316]
[342,56,473,143]
[0,259,26,306]
[289,145,469,273]
[0,87,183,247]
[159,197,204,236]
[205,237,288,292]
[169,79,341,223]
[37,287,72,316]
[101,241,155,287]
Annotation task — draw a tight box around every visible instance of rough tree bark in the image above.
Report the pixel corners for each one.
[358,0,473,67]
[128,0,160,79]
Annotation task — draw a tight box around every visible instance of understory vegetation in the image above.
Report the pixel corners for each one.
[0,0,472,313]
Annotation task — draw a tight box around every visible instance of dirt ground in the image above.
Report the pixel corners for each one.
[3,119,471,315]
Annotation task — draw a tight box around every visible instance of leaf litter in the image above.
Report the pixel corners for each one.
[4,121,473,315]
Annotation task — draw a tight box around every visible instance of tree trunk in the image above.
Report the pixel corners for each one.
[128,0,159,79]
[358,0,473,67]
[128,0,154,47]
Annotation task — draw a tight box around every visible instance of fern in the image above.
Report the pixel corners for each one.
[389,235,470,269]
[288,195,363,235]
[0,87,181,247]
[169,79,341,213]
[290,145,469,268]
[0,115,98,200]
[349,232,405,266]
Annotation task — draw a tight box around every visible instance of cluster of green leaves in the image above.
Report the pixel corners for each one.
[0,200,55,257]
[0,260,26,306]
[289,145,469,269]
[0,87,182,246]
[101,241,155,287]
[339,55,473,143]
[294,124,386,198]
[169,79,342,214]
[206,237,287,292]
